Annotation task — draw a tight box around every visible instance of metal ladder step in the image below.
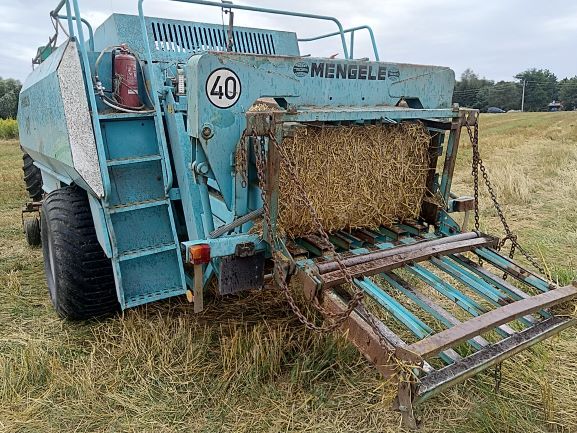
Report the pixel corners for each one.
[124,286,187,308]
[99,112,156,121]
[106,154,161,166]
[108,198,169,214]
[118,242,178,262]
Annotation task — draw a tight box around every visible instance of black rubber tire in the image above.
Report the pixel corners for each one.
[22,152,43,201]
[24,217,41,246]
[40,185,119,320]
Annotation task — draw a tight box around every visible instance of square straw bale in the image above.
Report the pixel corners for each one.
[278,122,431,238]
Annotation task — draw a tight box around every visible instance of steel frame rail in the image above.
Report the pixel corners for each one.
[138,0,353,59]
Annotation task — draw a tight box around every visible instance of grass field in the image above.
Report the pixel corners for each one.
[1,112,576,433]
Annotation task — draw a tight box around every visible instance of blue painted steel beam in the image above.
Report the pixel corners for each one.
[407,264,515,338]
[395,235,532,326]
[355,277,458,364]
[355,278,433,339]
[432,256,510,305]
[431,256,535,327]
[382,273,486,351]
[475,248,550,293]
[407,263,487,316]
[450,254,551,319]
[184,233,265,260]
[283,108,457,123]
[372,236,516,340]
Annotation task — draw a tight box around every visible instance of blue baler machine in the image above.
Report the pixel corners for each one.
[17,0,577,427]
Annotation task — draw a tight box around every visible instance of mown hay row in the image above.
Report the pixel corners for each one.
[278,122,430,238]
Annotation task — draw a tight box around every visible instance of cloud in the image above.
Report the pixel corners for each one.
[1,0,575,83]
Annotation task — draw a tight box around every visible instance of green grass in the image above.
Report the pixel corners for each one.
[1,112,577,432]
[0,119,18,140]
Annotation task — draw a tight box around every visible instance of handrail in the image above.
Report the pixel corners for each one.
[137,0,350,59]
[138,0,174,191]
[34,5,94,66]
[55,13,95,51]
[298,25,380,61]
[52,0,75,35]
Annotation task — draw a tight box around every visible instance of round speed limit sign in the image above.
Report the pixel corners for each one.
[205,68,242,108]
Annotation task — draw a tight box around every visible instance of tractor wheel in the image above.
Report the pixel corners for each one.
[40,185,119,320]
[24,217,41,246]
[22,152,43,201]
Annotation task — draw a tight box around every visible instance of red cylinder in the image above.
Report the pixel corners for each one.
[113,45,141,108]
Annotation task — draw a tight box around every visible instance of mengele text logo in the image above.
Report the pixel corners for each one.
[308,62,389,81]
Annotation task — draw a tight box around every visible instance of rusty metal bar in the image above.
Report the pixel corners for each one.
[413,315,576,404]
[377,225,405,240]
[318,232,482,274]
[322,290,397,377]
[320,235,498,287]
[405,283,577,359]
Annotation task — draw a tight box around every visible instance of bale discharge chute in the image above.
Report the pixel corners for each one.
[17,0,576,427]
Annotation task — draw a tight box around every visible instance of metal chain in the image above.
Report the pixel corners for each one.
[466,119,548,277]
[494,361,503,393]
[246,128,388,341]
[236,135,248,188]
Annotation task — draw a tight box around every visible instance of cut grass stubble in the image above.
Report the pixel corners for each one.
[1,112,577,432]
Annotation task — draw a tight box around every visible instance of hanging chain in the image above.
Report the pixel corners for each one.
[236,136,248,188]
[465,117,548,277]
[493,361,503,393]
[245,128,389,341]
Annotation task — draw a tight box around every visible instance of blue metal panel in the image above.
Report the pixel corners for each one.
[119,249,184,307]
[100,118,159,160]
[187,52,456,208]
[111,206,175,254]
[91,14,299,63]
[163,93,206,241]
[18,43,73,169]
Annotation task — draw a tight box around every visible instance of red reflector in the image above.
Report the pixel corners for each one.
[189,244,210,265]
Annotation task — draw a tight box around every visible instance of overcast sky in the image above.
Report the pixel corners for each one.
[1,0,575,83]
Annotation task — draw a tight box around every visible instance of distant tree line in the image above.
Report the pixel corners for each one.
[0,77,22,119]
[454,68,577,112]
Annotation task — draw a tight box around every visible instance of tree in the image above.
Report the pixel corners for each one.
[486,81,522,111]
[0,77,22,119]
[453,68,494,110]
[559,77,577,111]
[514,69,558,112]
